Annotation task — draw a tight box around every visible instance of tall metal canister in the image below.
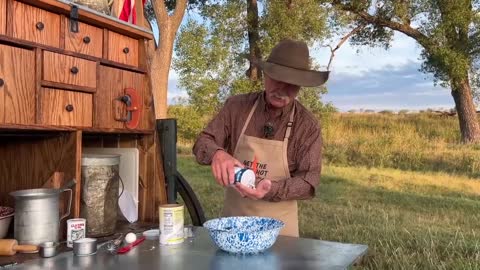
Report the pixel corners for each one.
[81,154,121,237]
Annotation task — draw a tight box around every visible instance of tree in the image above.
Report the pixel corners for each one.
[325,0,480,143]
[145,0,206,119]
[173,0,333,116]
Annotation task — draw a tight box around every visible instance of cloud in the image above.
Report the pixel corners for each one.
[167,78,188,104]
[323,61,455,111]
[313,32,422,76]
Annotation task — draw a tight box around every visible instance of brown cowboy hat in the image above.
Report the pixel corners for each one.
[255,39,329,87]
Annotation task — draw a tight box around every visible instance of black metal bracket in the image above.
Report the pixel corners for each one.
[156,119,206,226]
[69,5,79,33]
[157,119,177,203]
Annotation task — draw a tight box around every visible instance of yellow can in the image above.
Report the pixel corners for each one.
[159,204,184,245]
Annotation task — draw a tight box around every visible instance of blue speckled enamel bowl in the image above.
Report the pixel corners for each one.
[203,216,284,254]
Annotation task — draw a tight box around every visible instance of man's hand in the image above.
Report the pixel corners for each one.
[234,179,272,200]
[211,150,244,186]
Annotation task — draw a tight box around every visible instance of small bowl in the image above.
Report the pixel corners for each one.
[0,207,14,239]
[142,229,160,240]
[73,238,97,256]
[203,216,284,254]
[39,242,58,258]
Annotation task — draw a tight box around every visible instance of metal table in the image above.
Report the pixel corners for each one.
[10,227,368,270]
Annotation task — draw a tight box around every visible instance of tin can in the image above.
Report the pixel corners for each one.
[159,204,184,245]
[234,167,256,188]
[67,218,86,248]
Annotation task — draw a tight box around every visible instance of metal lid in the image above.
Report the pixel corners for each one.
[81,154,120,166]
[10,188,63,198]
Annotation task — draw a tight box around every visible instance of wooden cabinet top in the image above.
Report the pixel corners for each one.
[13,0,153,40]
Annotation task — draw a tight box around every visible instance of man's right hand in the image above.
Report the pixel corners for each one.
[211,150,244,186]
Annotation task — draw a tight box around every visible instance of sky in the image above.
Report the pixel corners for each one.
[166,18,474,112]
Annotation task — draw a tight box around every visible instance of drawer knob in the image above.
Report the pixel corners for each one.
[83,36,91,44]
[123,47,130,54]
[0,78,4,87]
[35,22,45,31]
[70,66,79,74]
[65,104,74,112]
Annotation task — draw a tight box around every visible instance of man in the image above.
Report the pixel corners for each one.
[193,39,329,237]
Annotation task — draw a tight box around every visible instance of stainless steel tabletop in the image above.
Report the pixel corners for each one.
[10,227,368,270]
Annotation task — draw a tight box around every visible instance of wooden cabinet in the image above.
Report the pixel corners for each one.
[0,0,6,35]
[43,51,97,89]
[107,31,139,67]
[11,1,60,47]
[96,65,144,129]
[39,88,93,127]
[64,18,103,58]
[0,45,35,124]
[0,0,164,232]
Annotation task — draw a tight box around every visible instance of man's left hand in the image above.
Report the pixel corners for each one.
[234,179,272,200]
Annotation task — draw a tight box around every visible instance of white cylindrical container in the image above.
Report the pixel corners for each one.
[159,204,184,245]
[67,218,86,248]
[234,167,256,188]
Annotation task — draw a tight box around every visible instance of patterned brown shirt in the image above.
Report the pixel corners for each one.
[193,91,322,202]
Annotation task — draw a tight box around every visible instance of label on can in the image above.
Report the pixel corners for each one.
[234,167,256,188]
[67,218,86,248]
[159,204,184,245]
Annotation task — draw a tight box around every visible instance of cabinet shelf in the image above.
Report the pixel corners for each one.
[0,124,153,135]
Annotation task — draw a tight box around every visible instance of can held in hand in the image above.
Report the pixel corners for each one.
[67,218,86,248]
[159,204,184,245]
[234,167,256,188]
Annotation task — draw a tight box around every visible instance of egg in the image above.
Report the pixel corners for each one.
[125,232,137,244]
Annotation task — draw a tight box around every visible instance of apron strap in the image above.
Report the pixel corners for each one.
[284,103,295,140]
[239,98,259,137]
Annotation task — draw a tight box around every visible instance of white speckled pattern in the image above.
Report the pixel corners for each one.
[203,216,284,254]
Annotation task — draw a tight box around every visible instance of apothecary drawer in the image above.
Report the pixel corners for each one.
[11,1,60,47]
[43,51,97,89]
[39,88,93,127]
[64,18,103,58]
[106,31,138,67]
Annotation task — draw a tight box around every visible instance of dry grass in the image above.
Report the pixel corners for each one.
[178,156,480,269]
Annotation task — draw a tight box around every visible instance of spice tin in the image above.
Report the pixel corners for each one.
[234,167,256,188]
[67,218,86,248]
[73,238,97,256]
[159,204,184,245]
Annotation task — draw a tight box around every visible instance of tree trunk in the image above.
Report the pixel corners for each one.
[451,78,480,143]
[150,31,175,119]
[150,0,187,119]
[246,0,261,81]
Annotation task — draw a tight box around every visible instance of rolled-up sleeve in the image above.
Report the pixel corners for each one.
[263,124,322,202]
[192,98,233,165]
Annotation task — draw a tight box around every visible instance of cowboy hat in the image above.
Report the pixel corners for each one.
[255,39,329,87]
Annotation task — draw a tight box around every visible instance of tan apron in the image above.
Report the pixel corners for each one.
[222,98,299,237]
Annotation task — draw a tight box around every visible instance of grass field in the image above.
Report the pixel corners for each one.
[175,112,480,269]
[178,155,480,270]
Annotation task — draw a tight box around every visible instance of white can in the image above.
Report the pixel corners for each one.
[67,218,86,248]
[159,204,184,245]
[234,167,256,188]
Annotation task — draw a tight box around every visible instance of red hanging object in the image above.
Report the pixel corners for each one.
[119,0,146,25]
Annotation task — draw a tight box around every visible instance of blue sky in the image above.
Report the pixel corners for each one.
[167,24,472,112]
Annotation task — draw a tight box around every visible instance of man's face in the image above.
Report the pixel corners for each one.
[264,75,301,109]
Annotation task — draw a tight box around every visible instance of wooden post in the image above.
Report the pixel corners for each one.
[111,0,125,18]
[135,0,145,26]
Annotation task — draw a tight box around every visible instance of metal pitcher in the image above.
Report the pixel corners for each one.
[10,188,72,245]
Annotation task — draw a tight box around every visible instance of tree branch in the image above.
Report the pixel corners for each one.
[326,23,365,70]
[152,0,168,24]
[152,0,187,39]
[171,0,188,29]
[331,1,432,49]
